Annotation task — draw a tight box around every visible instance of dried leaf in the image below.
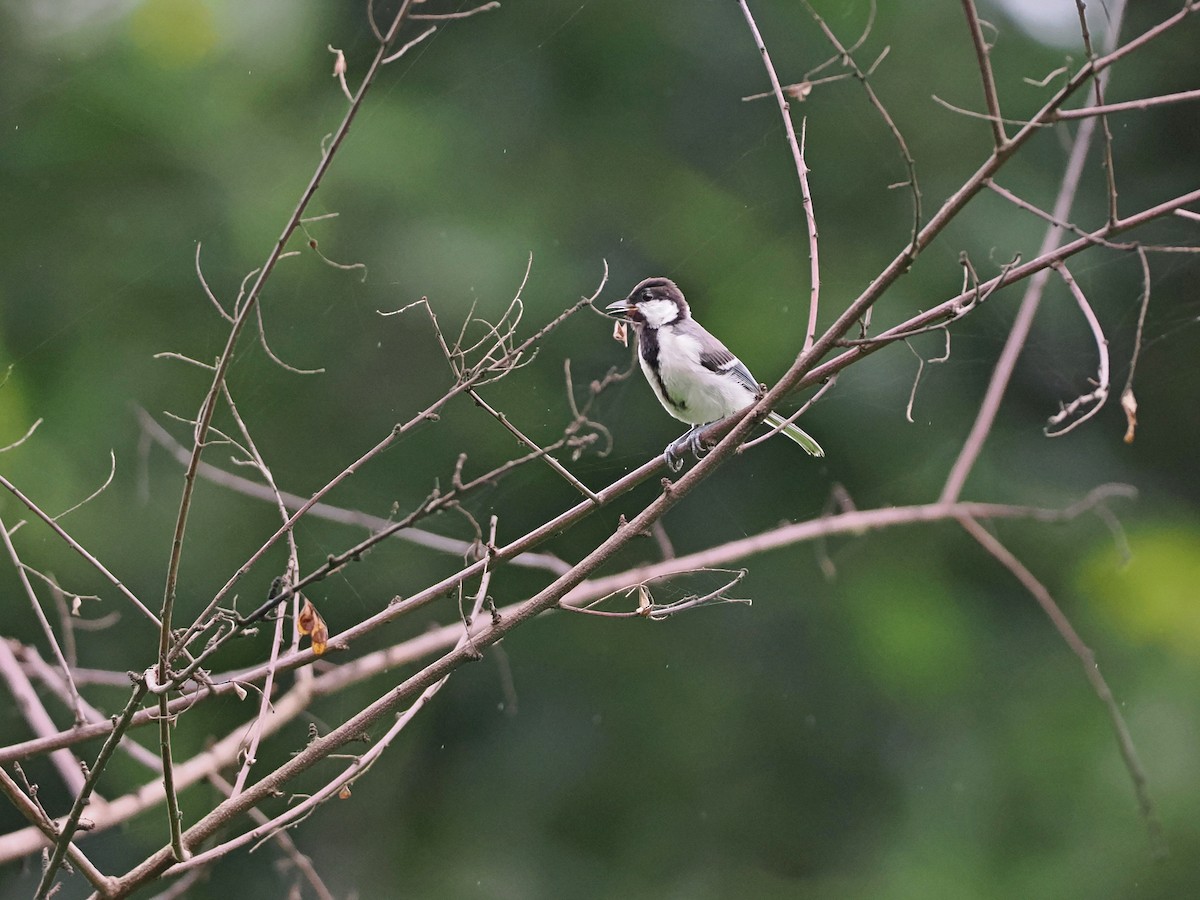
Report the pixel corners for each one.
[612,320,628,347]
[328,45,347,77]
[784,81,813,101]
[1121,387,1138,444]
[298,597,329,655]
[636,584,652,617]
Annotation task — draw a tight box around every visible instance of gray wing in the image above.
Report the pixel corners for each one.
[689,323,760,394]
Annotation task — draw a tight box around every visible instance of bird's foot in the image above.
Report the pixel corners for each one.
[664,427,709,472]
[663,441,686,473]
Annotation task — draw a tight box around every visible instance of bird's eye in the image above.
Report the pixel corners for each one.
[641,290,653,302]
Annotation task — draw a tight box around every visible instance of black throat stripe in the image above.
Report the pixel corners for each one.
[639,327,687,412]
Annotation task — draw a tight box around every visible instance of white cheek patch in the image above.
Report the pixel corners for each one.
[638,298,680,328]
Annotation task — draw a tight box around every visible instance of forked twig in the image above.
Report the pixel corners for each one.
[961,0,1006,146]
[939,0,1128,503]
[737,0,822,354]
[1044,263,1110,436]
[467,389,600,502]
[0,767,114,896]
[0,513,83,725]
[565,567,750,621]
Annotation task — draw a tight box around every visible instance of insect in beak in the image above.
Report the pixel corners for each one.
[603,298,635,320]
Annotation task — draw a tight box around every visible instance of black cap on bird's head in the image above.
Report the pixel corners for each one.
[604,277,689,324]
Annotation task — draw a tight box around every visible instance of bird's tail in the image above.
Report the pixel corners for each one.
[765,412,824,458]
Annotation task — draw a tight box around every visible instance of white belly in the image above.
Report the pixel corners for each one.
[641,327,758,425]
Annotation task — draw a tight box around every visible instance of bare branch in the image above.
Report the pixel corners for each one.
[0,513,83,726]
[1054,87,1200,119]
[737,0,822,353]
[0,767,114,896]
[564,568,751,620]
[194,242,233,323]
[0,417,43,454]
[0,638,87,796]
[961,0,1007,145]
[938,0,1128,503]
[931,93,1048,128]
[467,388,600,502]
[739,375,836,451]
[381,25,436,64]
[411,1,500,21]
[253,296,326,375]
[904,328,951,424]
[1119,248,1151,443]
[52,451,116,521]
[1044,263,1110,436]
[800,0,922,258]
[34,682,148,898]
[136,406,571,575]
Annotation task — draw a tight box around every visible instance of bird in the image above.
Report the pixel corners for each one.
[605,276,824,471]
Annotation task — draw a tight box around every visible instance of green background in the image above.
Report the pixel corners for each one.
[2,0,1199,897]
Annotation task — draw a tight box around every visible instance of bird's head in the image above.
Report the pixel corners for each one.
[605,277,690,329]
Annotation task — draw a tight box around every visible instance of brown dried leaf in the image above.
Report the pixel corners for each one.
[1121,387,1138,444]
[298,596,329,655]
[784,81,813,101]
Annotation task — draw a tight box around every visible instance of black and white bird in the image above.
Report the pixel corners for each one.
[605,277,824,471]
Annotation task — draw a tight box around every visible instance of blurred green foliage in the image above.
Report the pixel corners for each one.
[1,0,1199,897]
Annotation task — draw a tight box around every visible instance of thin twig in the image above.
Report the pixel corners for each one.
[0,638,87,796]
[0,767,114,897]
[1044,263,1110,436]
[961,0,1007,146]
[381,25,436,64]
[207,773,336,900]
[0,417,43,453]
[194,243,233,323]
[467,389,600,502]
[34,681,148,898]
[0,474,160,624]
[904,328,951,423]
[411,1,500,20]
[931,93,1049,128]
[800,0,921,259]
[1075,0,1120,224]
[1119,248,1151,443]
[737,0,822,354]
[739,375,836,451]
[984,180,1133,250]
[53,451,116,521]
[136,406,571,575]
[220,384,303,798]
[0,513,83,725]
[1054,87,1200,119]
[172,267,605,657]
[938,0,1128,503]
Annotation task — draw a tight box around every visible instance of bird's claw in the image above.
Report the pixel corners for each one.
[664,427,709,472]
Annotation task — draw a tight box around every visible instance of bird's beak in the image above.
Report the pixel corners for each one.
[604,298,634,320]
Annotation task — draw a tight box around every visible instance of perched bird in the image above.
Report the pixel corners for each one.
[605,277,824,471]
